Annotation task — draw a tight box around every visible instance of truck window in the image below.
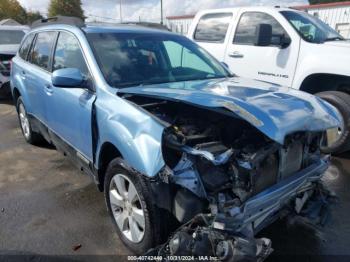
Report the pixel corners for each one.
[194,13,232,43]
[281,11,344,43]
[53,31,89,77]
[19,33,35,60]
[234,12,290,46]
[28,32,56,71]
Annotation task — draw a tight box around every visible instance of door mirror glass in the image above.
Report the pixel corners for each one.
[52,68,84,87]
[255,24,272,46]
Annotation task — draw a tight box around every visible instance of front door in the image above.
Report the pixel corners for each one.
[46,31,96,160]
[224,11,300,87]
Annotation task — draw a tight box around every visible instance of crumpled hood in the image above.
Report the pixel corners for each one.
[119,77,342,144]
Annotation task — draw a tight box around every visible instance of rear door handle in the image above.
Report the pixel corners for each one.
[228,51,244,58]
[44,84,53,94]
[20,70,26,79]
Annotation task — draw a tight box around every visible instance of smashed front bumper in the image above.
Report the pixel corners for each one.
[230,156,330,233]
[149,156,334,261]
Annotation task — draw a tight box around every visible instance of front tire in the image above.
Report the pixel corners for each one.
[104,158,167,254]
[16,97,43,145]
[316,91,350,154]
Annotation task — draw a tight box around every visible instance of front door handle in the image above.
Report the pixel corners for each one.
[228,51,244,58]
[44,84,53,94]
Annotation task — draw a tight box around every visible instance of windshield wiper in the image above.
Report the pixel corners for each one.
[323,36,345,42]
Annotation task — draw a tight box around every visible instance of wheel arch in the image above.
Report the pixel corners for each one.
[12,87,21,105]
[299,73,350,95]
[96,141,123,191]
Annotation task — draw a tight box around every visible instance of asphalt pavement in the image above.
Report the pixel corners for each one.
[0,99,350,262]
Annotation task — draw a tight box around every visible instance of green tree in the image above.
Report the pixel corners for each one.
[0,0,27,24]
[26,11,43,24]
[48,0,85,20]
[309,0,349,4]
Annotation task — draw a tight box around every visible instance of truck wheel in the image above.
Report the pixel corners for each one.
[16,97,43,145]
[104,158,168,254]
[316,91,350,154]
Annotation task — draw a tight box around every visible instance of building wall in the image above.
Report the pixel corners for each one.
[166,18,193,35]
[305,6,350,38]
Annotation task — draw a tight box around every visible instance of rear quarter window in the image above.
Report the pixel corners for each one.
[19,34,35,60]
[194,13,233,43]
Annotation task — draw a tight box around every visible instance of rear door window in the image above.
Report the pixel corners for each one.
[194,13,233,42]
[29,31,56,70]
[19,34,35,60]
[53,31,90,77]
[233,12,290,46]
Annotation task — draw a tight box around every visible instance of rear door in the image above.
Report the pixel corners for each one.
[46,31,95,160]
[26,31,57,123]
[224,11,300,87]
[190,12,237,62]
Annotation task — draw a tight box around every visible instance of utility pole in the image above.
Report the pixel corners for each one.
[160,0,163,25]
[120,0,123,23]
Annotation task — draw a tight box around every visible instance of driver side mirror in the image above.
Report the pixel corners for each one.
[254,24,272,46]
[279,35,291,48]
[52,68,84,88]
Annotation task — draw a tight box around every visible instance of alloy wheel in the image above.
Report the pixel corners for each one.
[109,174,145,243]
[18,103,30,140]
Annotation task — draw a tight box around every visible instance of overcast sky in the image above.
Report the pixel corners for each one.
[18,0,309,22]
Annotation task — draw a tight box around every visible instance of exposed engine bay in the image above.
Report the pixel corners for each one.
[122,94,335,261]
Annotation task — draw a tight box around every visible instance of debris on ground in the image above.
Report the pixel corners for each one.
[72,244,82,251]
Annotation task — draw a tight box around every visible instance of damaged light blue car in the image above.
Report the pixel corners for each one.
[11,17,342,261]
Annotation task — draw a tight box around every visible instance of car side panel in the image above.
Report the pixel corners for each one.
[94,92,166,177]
[46,87,96,160]
[11,57,32,110]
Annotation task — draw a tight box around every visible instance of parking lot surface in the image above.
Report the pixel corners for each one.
[1,99,350,262]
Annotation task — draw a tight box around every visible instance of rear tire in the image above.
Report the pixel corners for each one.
[104,158,168,254]
[316,91,350,154]
[16,97,43,145]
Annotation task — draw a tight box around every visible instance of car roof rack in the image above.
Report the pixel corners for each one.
[31,16,85,28]
[121,22,170,31]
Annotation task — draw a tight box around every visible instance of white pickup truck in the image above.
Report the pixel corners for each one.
[187,6,350,154]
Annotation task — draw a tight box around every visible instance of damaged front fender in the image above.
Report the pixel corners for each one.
[95,95,166,176]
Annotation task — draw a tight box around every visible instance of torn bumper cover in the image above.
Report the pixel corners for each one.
[148,157,334,261]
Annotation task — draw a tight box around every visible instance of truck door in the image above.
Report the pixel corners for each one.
[190,11,238,62]
[224,11,300,87]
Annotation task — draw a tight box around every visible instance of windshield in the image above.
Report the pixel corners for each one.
[0,30,25,45]
[87,32,231,88]
[281,10,344,43]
